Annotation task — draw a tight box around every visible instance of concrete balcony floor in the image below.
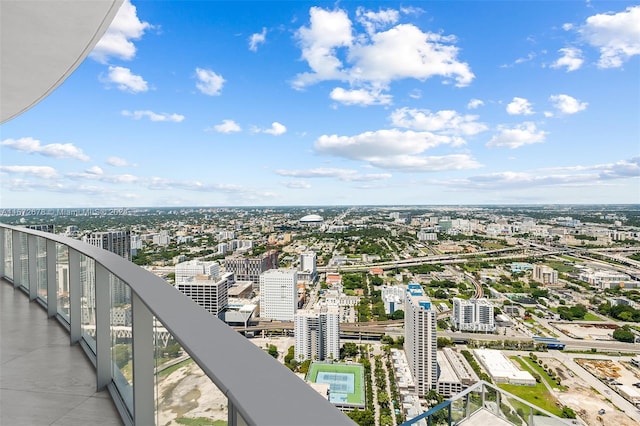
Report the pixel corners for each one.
[1,280,122,425]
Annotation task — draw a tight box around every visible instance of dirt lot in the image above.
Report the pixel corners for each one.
[542,357,637,426]
[156,336,295,425]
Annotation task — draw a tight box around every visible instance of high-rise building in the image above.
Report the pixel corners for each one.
[452,298,495,332]
[82,230,131,305]
[83,230,131,260]
[175,259,220,284]
[259,269,297,321]
[176,272,233,318]
[225,250,278,289]
[533,264,558,285]
[300,252,316,274]
[294,307,340,362]
[404,283,437,396]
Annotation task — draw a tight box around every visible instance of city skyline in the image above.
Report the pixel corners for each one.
[1,0,639,208]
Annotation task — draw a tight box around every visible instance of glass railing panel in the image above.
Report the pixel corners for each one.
[36,236,47,301]
[450,395,466,424]
[467,387,483,418]
[19,232,28,289]
[111,274,133,416]
[81,255,96,352]
[153,317,229,426]
[56,243,70,321]
[4,229,13,281]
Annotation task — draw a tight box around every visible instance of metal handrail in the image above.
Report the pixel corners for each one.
[1,223,352,426]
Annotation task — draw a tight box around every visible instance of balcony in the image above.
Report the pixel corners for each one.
[0,224,353,426]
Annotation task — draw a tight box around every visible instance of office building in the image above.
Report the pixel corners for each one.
[294,307,340,362]
[176,272,233,318]
[382,284,406,314]
[533,265,558,285]
[404,283,437,396]
[436,348,479,397]
[83,230,131,260]
[82,230,131,305]
[452,298,495,333]
[259,269,297,321]
[299,251,317,283]
[225,250,278,289]
[175,259,220,284]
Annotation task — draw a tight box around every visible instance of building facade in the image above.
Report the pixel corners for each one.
[294,308,340,362]
[452,298,495,332]
[225,250,278,289]
[404,283,437,396]
[533,265,558,285]
[175,259,220,284]
[176,272,233,318]
[259,269,297,321]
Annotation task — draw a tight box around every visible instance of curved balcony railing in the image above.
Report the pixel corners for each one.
[0,223,353,426]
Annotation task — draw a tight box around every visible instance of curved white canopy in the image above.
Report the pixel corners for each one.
[1,0,123,123]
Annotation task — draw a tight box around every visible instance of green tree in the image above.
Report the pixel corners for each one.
[612,326,635,343]
[267,344,278,358]
[391,309,404,320]
[114,344,130,369]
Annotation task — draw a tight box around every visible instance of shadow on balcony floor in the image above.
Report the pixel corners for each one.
[1,280,123,425]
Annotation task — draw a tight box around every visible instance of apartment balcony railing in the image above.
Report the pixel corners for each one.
[0,223,353,426]
[400,380,573,426]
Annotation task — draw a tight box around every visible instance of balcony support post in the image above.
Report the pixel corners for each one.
[228,401,249,426]
[132,291,154,425]
[96,262,111,390]
[69,249,81,344]
[46,240,57,317]
[27,235,38,300]
[12,230,21,288]
[0,228,5,278]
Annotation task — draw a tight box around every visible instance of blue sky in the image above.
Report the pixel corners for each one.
[1,0,639,208]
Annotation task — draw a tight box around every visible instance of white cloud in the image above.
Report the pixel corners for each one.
[313,129,480,172]
[390,108,487,137]
[0,165,59,179]
[366,154,481,172]
[1,137,89,161]
[549,94,588,114]
[283,181,312,189]
[262,122,287,135]
[293,7,474,93]
[356,7,400,34]
[249,27,267,52]
[102,66,148,93]
[442,157,639,190]
[86,166,104,175]
[213,119,241,133]
[486,122,547,149]
[543,111,554,118]
[90,0,151,63]
[275,168,392,181]
[107,156,130,167]
[294,7,353,87]
[195,68,225,96]
[551,47,584,72]
[467,99,484,109]
[330,87,392,106]
[506,97,534,115]
[580,6,640,68]
[121,110,184,122]
[562,23,574,31]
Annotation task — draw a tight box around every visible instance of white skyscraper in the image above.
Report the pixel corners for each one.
[300,252,316,274]
[294,308,340,362]
[176,272,233,318]
[82,230,131,305]
[381,284,406,314]
[259,269,297,321]
[404,283,437,396]
[175,259,220,284]
[452,298,495,332]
